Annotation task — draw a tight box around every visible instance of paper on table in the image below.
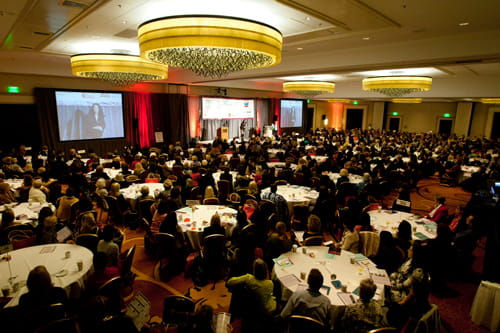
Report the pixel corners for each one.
[369,267,391,286]
[280,274,302,289]
[337,292,358,305]
[273,256,293,268]
[413,232,428,240]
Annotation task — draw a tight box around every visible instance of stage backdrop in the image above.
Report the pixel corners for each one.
[34,88,189,156]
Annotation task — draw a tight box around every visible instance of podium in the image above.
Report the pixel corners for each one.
[217,126,228,141]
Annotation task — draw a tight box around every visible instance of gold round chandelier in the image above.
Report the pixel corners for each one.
[283,81,335,97]
[391,98,422,103]
[481,98,500,104]
[362,76,432,97]
[138,15,282,78]
[70,54,168,85]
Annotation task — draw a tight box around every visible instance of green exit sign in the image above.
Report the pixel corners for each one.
[392,112,399,116]
[353,100,359,105]
[443,113,451,118]
[7,86,20,93]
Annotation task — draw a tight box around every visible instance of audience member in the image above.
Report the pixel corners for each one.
[97,225,120,266]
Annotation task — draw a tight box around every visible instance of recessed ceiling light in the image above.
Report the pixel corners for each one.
[122,20,127,24]
[297,47,303,51]
[459,22,469,26]
[362,36,370,40]
[305,16,311,21]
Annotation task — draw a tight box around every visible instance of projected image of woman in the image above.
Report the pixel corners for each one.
[84,103,106,138]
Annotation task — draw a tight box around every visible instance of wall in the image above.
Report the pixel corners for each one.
[386,102,457,133]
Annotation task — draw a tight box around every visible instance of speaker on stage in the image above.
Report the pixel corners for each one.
[217,126,229,141]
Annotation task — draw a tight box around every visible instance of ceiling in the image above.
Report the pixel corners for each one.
[1,0,500,102]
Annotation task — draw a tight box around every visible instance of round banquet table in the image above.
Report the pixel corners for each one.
[0,243,94,307]
[328,172,363,185]
[272,246,384,307]
[120,182,165,200]
[212,171,238,188]
[175,205,237,250]
[261,185,319,212]
[368,210,437,240]
[308,155,329,163]
[0,202,55,225]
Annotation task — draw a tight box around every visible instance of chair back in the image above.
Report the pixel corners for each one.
[8,229,37,249]
[162,295,195,328]
[217,180,231,201]
[186,200,200,206]
[105,196,123,224]
[412,304,442,333]
[368,327,397,333]
[76,233,99,254]
[288,315,325,333]
[228,192,241,205]
[291,204,309,231]
[120,245,136,280]
[203,197,220,205]
[293,172,305,185]
[190,186,202,201]
[202,234,226,273]
[304,235,324,246]
[155,231,177,255]
[138,199,155,222]
[359,231,380,258]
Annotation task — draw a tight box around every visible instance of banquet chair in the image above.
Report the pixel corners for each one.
[98,276,125,313]
[291,204,309,231]
[411,304,442,333]
[275,179,288,185]
[104,195,124,225]
[76,233,99,254]
[217,179,231,203]
[125,174,139,184]
[358,231,380,258]
[190,186,202,201]
[288,315,325,333]
[202,234,226,289]
[119,245,137,289]
[368,327,397,333]
[229,157,241,170]
[304,235,324,246]
[137,198,155,223]
[162,295,195,333]
[155,232,177,261]
[33,317,80,333]
[203,197,220,205]
[227,192,241,208]
[293,172,305,185]
[311,176,321,190]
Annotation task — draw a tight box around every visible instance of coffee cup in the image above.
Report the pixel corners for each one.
[77,260,83,271]
[292,244,298,253]
[350,257,355,264]
[65,251,71,259]
[302,247,307,254]
[341,284,347,292]
[300,272,307,280]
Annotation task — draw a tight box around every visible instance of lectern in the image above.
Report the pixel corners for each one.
[217,126,228,141]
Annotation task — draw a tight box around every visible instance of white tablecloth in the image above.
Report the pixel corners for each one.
[368,210,437,240]
[470,280,500,332]
[0,243,93,307]
[212,171,238,188]
[103,168,121,179]
[328,173,363,185]
[4,179,23,191]
[166,160,192,168]
[262,185,319,212]
[266,162,297,171]
[0,202,55,224]
[120,183,164,200]
[272,246,384,306]
[309,155,329,163]
[175,205,236,250]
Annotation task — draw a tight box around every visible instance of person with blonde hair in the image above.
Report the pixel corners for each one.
[247,180,261,201]
[204,185,216,200]
[29,178,47,203]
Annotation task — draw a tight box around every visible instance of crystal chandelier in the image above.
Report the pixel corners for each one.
[283,81,335,97]
[362,76,432,97]
[138,15,282,78]
[70,54,167,85]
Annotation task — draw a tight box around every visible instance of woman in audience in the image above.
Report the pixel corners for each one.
[265,221,292,269]
[247,180,261,202]
[372,231,404,274]
[97,224,120,267]
[203,185,217,201]
[0,208,19,245]
[109,182,130,213]
[395,220,413,258]
[335,219,360,253]
[29,178,47,203]
[226,258,276,317]
[302,214,323,244]
[0,182,16,204]
[56,186,78,223]
[426,195,448,223]
[389,241,429,303]
[78,212,99,235]
[86,251,120,296]
[342,278,386,333]
[38,215,58,244]
[203,213,225,239]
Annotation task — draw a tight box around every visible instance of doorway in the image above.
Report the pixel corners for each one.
[491,112,500,140]
[388,117,400,132]
[438,119,453,135]
[345,108,364,129]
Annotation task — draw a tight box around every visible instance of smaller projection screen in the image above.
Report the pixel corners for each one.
[202,97,255,120]
[280,99,304,128]
[55,90,125,141]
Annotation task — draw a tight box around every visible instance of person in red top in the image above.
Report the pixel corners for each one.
[426,195,448,223]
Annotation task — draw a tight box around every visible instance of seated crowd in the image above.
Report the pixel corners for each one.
[0,128,498,332]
